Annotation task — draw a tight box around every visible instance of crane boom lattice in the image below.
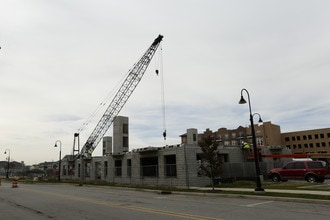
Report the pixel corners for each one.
[80,35,163,158]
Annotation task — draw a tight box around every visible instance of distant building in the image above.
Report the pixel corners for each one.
[0,161,25,177]
[197,121,284,162]
[281,128,330,155]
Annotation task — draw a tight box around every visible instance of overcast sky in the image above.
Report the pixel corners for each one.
[1,0,330,165]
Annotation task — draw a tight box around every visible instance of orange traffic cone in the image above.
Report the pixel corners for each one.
[12,178,18,188]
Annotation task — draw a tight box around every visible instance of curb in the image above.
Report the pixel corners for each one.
[167,189,330,205]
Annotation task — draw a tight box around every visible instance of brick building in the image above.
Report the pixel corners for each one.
[281,128,330,155]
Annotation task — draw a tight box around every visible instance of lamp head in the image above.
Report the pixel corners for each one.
[239,95,247,104]
[54,144,58,148]
[253,113,263,123]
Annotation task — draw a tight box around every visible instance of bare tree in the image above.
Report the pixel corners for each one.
[198,133,224,190]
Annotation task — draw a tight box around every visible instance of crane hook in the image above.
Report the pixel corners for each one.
[163,130,167,140]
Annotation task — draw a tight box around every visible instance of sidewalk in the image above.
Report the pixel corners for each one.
[216,187,330,196]
[181,186,330,205]
[189,186,330,196]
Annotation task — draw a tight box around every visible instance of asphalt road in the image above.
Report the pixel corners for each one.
[0,181,330,220]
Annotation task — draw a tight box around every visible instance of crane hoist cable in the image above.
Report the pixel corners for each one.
[76,35,163,158]
[76,70,130,134]
[155,44,167,140]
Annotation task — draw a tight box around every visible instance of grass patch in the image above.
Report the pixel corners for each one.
[219,180,330,191]
[213,190,330,201]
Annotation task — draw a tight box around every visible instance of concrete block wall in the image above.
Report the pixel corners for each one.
[62,144,270,187]
[103,136,112,156]
[113,116,129,154]
[186,128,198,145]
[158,146,190,187]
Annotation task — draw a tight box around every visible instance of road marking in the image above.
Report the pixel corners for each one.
[21,187,223,220]
[154,196,167,199]
[242,201,274,207]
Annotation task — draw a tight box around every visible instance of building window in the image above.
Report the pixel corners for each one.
[316,143,320,148]
[292,136,296,141]
[303,135,307,140]
[115,160,122,176]
[293,145,297,149]
[304,144,308,148]
[104,161,108,178]
[256,137,263,146]
[308,135,312,140]
[315,134,319,139]
[78,164,81,178]
[140,157,158,177]
[238,131,244,138]
[196,154,203,176]
[123,136,128,148]
[298,144,302,149]
[286,145,291,149]
[285,137,290,142]
[320,133,324,138]
[221,154,229,163]
[94,162,101,179]
[164,155,177,177]
[309,143,314,148]
[327,133,330,138]
[62,165,67,176]
[297,136,300,141]
[123,123,128,134]
[193,133,197,142]
[322,142,326,147]
[232,133,236,138]
[127,159,131,177]
[85,162,90,177]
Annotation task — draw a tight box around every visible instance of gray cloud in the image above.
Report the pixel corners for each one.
[1,0,330,164]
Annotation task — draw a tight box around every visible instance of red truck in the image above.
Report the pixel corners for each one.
[268,160,330,183]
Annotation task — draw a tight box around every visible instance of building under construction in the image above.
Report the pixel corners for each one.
[60,116,293,187]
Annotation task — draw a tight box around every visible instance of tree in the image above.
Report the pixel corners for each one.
[198,133,224,190]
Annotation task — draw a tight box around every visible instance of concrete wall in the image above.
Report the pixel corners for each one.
[59,124,291,187]
[113,116,129,154]
[61,142,281,187]
[102,136,112,156]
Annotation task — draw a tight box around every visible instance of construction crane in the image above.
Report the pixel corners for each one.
[75,35,163,159]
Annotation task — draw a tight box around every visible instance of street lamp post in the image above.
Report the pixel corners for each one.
[54,140,62,181]
[239,88,265,192]
[253,113,263,124]
[4,149,10,179]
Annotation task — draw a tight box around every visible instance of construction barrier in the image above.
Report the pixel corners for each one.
[12,178,18,188]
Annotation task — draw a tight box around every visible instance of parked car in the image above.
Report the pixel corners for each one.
[268,160,330,183]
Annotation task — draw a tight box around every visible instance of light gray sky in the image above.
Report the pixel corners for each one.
[1,0,330,165]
